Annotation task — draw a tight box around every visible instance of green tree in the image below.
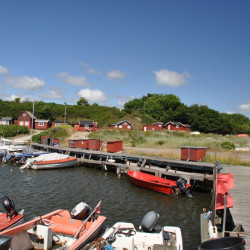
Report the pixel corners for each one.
[77,97,89,106]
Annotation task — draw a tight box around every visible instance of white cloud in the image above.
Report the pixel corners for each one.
[5,75,45,89]
[78,88,107,103]
[154,69,190,87]
[43,89,64,100]
[238,101,250,114]
[2,94,20,101]
[0,65,8,74]
[57,72,90,87]
[117,96,135,109]
[86,68,102,75]
[106,70,127,80]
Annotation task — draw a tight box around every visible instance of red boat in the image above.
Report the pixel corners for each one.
[0,201,106,250]
[127,170,192,197]
[0,196,24,232]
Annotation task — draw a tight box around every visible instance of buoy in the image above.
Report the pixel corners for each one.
[10,169,13,172]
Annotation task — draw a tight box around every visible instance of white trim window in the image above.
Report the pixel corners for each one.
[25,121,29,126]
[119,125,122,128]
[20,121,24,126]
[23,113,26,117]
[39,122,44,126]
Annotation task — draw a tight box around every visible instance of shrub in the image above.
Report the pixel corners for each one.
[221,141,235,150]
[0,125,29,137]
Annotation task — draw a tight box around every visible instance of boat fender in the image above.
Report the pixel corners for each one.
[140,211,159,232]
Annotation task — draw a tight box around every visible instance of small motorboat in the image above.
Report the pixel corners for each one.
[20,152,77,170]
[0,201,106,250]
[127,170,192,197]
[0,196,24,232]
[86,211,183,250]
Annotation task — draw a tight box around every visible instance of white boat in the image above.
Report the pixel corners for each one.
[20,152,77,170]
[85,211,183,250]
[0,138,27,154]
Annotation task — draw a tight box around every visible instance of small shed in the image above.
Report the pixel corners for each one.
[107,140,123,153]
[165,122,191,132]
[88,139,103,151]
[109,120,134,130]
[41,136,59,146]
[34,119,50,130]
[69,139,89,149]
[0,117,14,125]
[181,146,207,162]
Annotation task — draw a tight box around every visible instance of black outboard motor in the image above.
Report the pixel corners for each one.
[2,196,18,219]
[71,202,91,220]
[140,211,159,232]
[176,178,192,197]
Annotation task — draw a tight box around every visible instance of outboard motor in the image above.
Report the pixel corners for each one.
[2,196,18,218]
[71,202,91,220]
[140,211,159,232]
[176,178,192,197]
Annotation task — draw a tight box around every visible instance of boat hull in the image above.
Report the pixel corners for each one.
[128,170,190,195]
[0,209,106,250]
[31,157,77,169]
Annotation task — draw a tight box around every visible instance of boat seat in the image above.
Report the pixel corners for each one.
[49,215,91,236]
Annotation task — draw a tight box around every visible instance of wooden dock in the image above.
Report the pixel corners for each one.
[222,165,250,248]
[31,143,215,189]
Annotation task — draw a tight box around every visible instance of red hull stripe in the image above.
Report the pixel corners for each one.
[34,157,77,165]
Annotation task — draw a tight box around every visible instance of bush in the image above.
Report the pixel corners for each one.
[221,141,235,150]
[0,125,29,137]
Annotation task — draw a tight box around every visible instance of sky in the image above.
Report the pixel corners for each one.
[0,0,250,117]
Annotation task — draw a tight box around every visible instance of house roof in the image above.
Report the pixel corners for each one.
[110,120,134,126]
[20,111,36,120]
[1,117,13,121]
[79,120,94,126]
[165,121,191,128]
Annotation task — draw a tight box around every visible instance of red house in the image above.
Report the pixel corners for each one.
[164,122,191,132]
[17,111,36,129]
[74,120,99,132]
[142,122,163,131]
[109,120,134,130]
[34,119,50,130]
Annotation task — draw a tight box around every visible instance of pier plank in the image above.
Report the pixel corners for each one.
[222,165,250,249]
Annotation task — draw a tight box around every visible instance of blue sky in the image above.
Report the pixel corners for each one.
[0,0,249,117]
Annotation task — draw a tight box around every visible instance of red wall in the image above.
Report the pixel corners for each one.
[17,112,33,128]
[88,139,103,151]
[69,139,89,149]
[143,124,163,131]
[34,122,50,130]
[181,147,206,161]
[107,140,123,153]
[109,124,134,130]
[165,124,190,131]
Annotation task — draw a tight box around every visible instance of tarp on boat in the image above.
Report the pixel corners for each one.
[216,173,234,210]
[27,153,72,163]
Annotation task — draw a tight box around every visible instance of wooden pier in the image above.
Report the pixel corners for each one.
[31,143,215,189]
[222,165,250,248]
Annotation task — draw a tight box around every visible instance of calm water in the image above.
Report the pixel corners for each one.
[0,162,211,250]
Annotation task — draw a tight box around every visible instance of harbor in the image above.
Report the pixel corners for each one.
[31,142,215,190]
[0,142,249,249]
